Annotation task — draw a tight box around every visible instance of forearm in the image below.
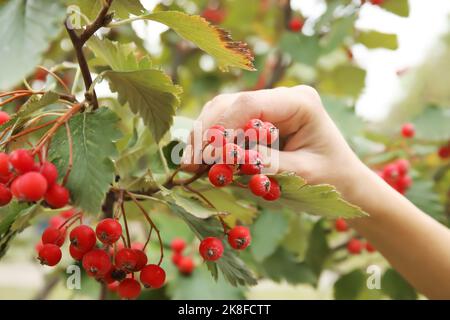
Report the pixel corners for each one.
[346,163,450,299]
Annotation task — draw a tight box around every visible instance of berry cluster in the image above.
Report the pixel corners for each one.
[379,159,412,195]
[206,119,281,201]
[334,218,376,255]
[0,149,69,208]
[37,216,165,300]
[170,238,195,275]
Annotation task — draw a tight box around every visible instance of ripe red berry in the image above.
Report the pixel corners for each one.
[249,174,271,196]
[40,162,58,186]
[262,177,281,201]
[115,248,138,272]
[69,244,86,261]
[222,143,243,164]
[382,164,398,180]
[395,159,409,176]
[401,123,415,138]
[35,68,47,81]
[9,149,35,173]
[396,175,412,191]
[0,111,10,126]
[199,237,224,261]
[171,252,183,266]
[244,119,264,143]
[70,225,96,252]
[133,249,148,272]
[178,256,195,275]
[82,249,112,277]
[44,183,69,208]
[365,242,376,253]
[42,226,65,247]
[208,164,233,187]
[10,178,22,199]
[170,238,186,253]
[227,226,251,250]
[35,241,44,254]
[131,242,144,251]
[240,150,263,175]
[438,145,450,159]
[0,153,10,177]
[107,281,119,292]
[49,215,65,229]
[140,264,166,289]
[118,278,141,299]
[347,238,363,254]
[289,18,304,32]
[0,184,12,206]
[38,244,62,266]
[96,218,122,245]
[370,0,384,5]
[16,172,48,201]
[335,218,348,232]
[205,125,230,147]
[262,122,278,145]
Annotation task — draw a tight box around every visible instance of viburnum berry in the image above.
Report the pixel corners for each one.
[222,143,243,164]
[140,264,166,289]
[249,174,271,196]
[244,119,264,143]
[262,122,278,145]
[395,159,409,176]
[171,252,183,266]
[0,184,12,206]
[240,150,263,175]
[133,250,148,272]
[118,278,141,299]
[115,248,138,272]
[0,153,10,177]
[289,18,304,32]
[96,218,122,245]
[205,125,230,147]
[170,238,186,253]
[44,183,69,208]
[401,123,415,138]
[178,256,195,275]
[9,149,35,174]
[208,164,233,187]
[82,249,112,277]
[199,237,224,261]
[0,111,10,126]
[39,162,58,186]
[262,177,281,201]
[70,225,96,252]
[347,238,363,255]
[38,244,62,266]
[335,218,348,232]
[16,172,48,201]
[42,226,66,247]
[227,226,251,250]
[365,242,376,253]
[438,145,450,159]
[69,244,86,261]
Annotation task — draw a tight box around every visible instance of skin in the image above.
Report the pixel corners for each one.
[181,85,450,299]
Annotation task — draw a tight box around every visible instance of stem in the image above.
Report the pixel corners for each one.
[183,185,216,209]
[158,145,171,177]
[143,226,153,250]
[36,66,70,93]
[0,119,58,146]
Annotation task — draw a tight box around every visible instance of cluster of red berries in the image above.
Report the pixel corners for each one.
[0,149,69,208]
[378,159,412,195]
[334,218,376,255]
[37,216,166,300]
[288,18,304,32]
[198,225,251,262]
[206,119,281,201]
[170,238,195,275]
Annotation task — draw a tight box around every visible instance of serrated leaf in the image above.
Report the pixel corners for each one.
[142,11,255,71]
[103,69,182,142]
[167,190,218,219]
[0,0,65,89]
[68,0,144,20]
[305,220,331,275]
[382,269,417,300]
[357,30,398,50]
[318,64,366,98]
[381,0,410,17]
[334,270,366,300]
[412,107,450,142]
[322,96,364,139]
[320,15,356,54]
[48,108,121,213]
[406,179,445,222]
[280,33,321,66]
[276,172,366,218]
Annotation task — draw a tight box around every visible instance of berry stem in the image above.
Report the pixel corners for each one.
[36,65,70,93]
[143,226,153,251]
[118,191,131,248]
[0,119,58,146]
[183,185,216,209]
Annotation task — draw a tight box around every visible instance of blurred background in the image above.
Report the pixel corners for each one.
[0,0,449,299]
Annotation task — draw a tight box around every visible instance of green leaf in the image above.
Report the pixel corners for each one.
[334,270,366,300]
[318,64,366,98]
[0,0,65,89]
[280,33,321,66]
[305,220,331,275]
[103,69,182,142]
[322,96,364,139]
[276,172,366,218]
[143,11,255,71]
[357,30,398,50]
[69,0,145,20]
[381,0,410,17]
[320,15,356,54]
[167,190,218,219]
[250,209,289,262]
[406,180,445,223]
[48,108,121,213]
[412,107,450,142]
[382,269,417,300]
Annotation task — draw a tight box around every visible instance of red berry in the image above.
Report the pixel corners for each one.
[171,253,183,266]
[382,164,399,180]
[44,183,69,208]
[118,278,141,299]
[262,177,281,201]
[35,241,44,253]
[370,0,384,5]
[35,68,47,81]
[82,249,111,277]
[262,122,278,145]
[60,208,76,218]
[10,178,22,199]
[208,164,233,187]
[289,18,304,32]
[38,244,62,266]
[40,162,58,186]
[396,175,412,190]
[347,238,363,254]
[133,249,148,271]
[69,244,86,261]
[107,281,119,292]
[438,145,450,159]
[42,226,65,247]
[202,8,226,24]
[70,225,96,252]
[401,123,415,138]
[140,264,166,289]
[244,119,264,143]
[249,174,271,196]
[49,215,65,229]
[227,226,251,250]
[240,150,263,175]
[221,143,243,164]
[0,184,12,206]
[178,256,195,275]
[9,149,35,173]
[96,218,122,245]
[0,153,10,177]
[0,172,12,184]
[205,125,230,147]
[0,111,10,126]
[170,238,186,253]
[335,218,348,232]
[115,248,138,272]
[365,242,376,253]
[131,242,144,251]
[199,237,224,261]
[395,159,409,176]
[16,172,48,201]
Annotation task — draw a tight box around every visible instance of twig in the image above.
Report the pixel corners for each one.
[36,66,70,93]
